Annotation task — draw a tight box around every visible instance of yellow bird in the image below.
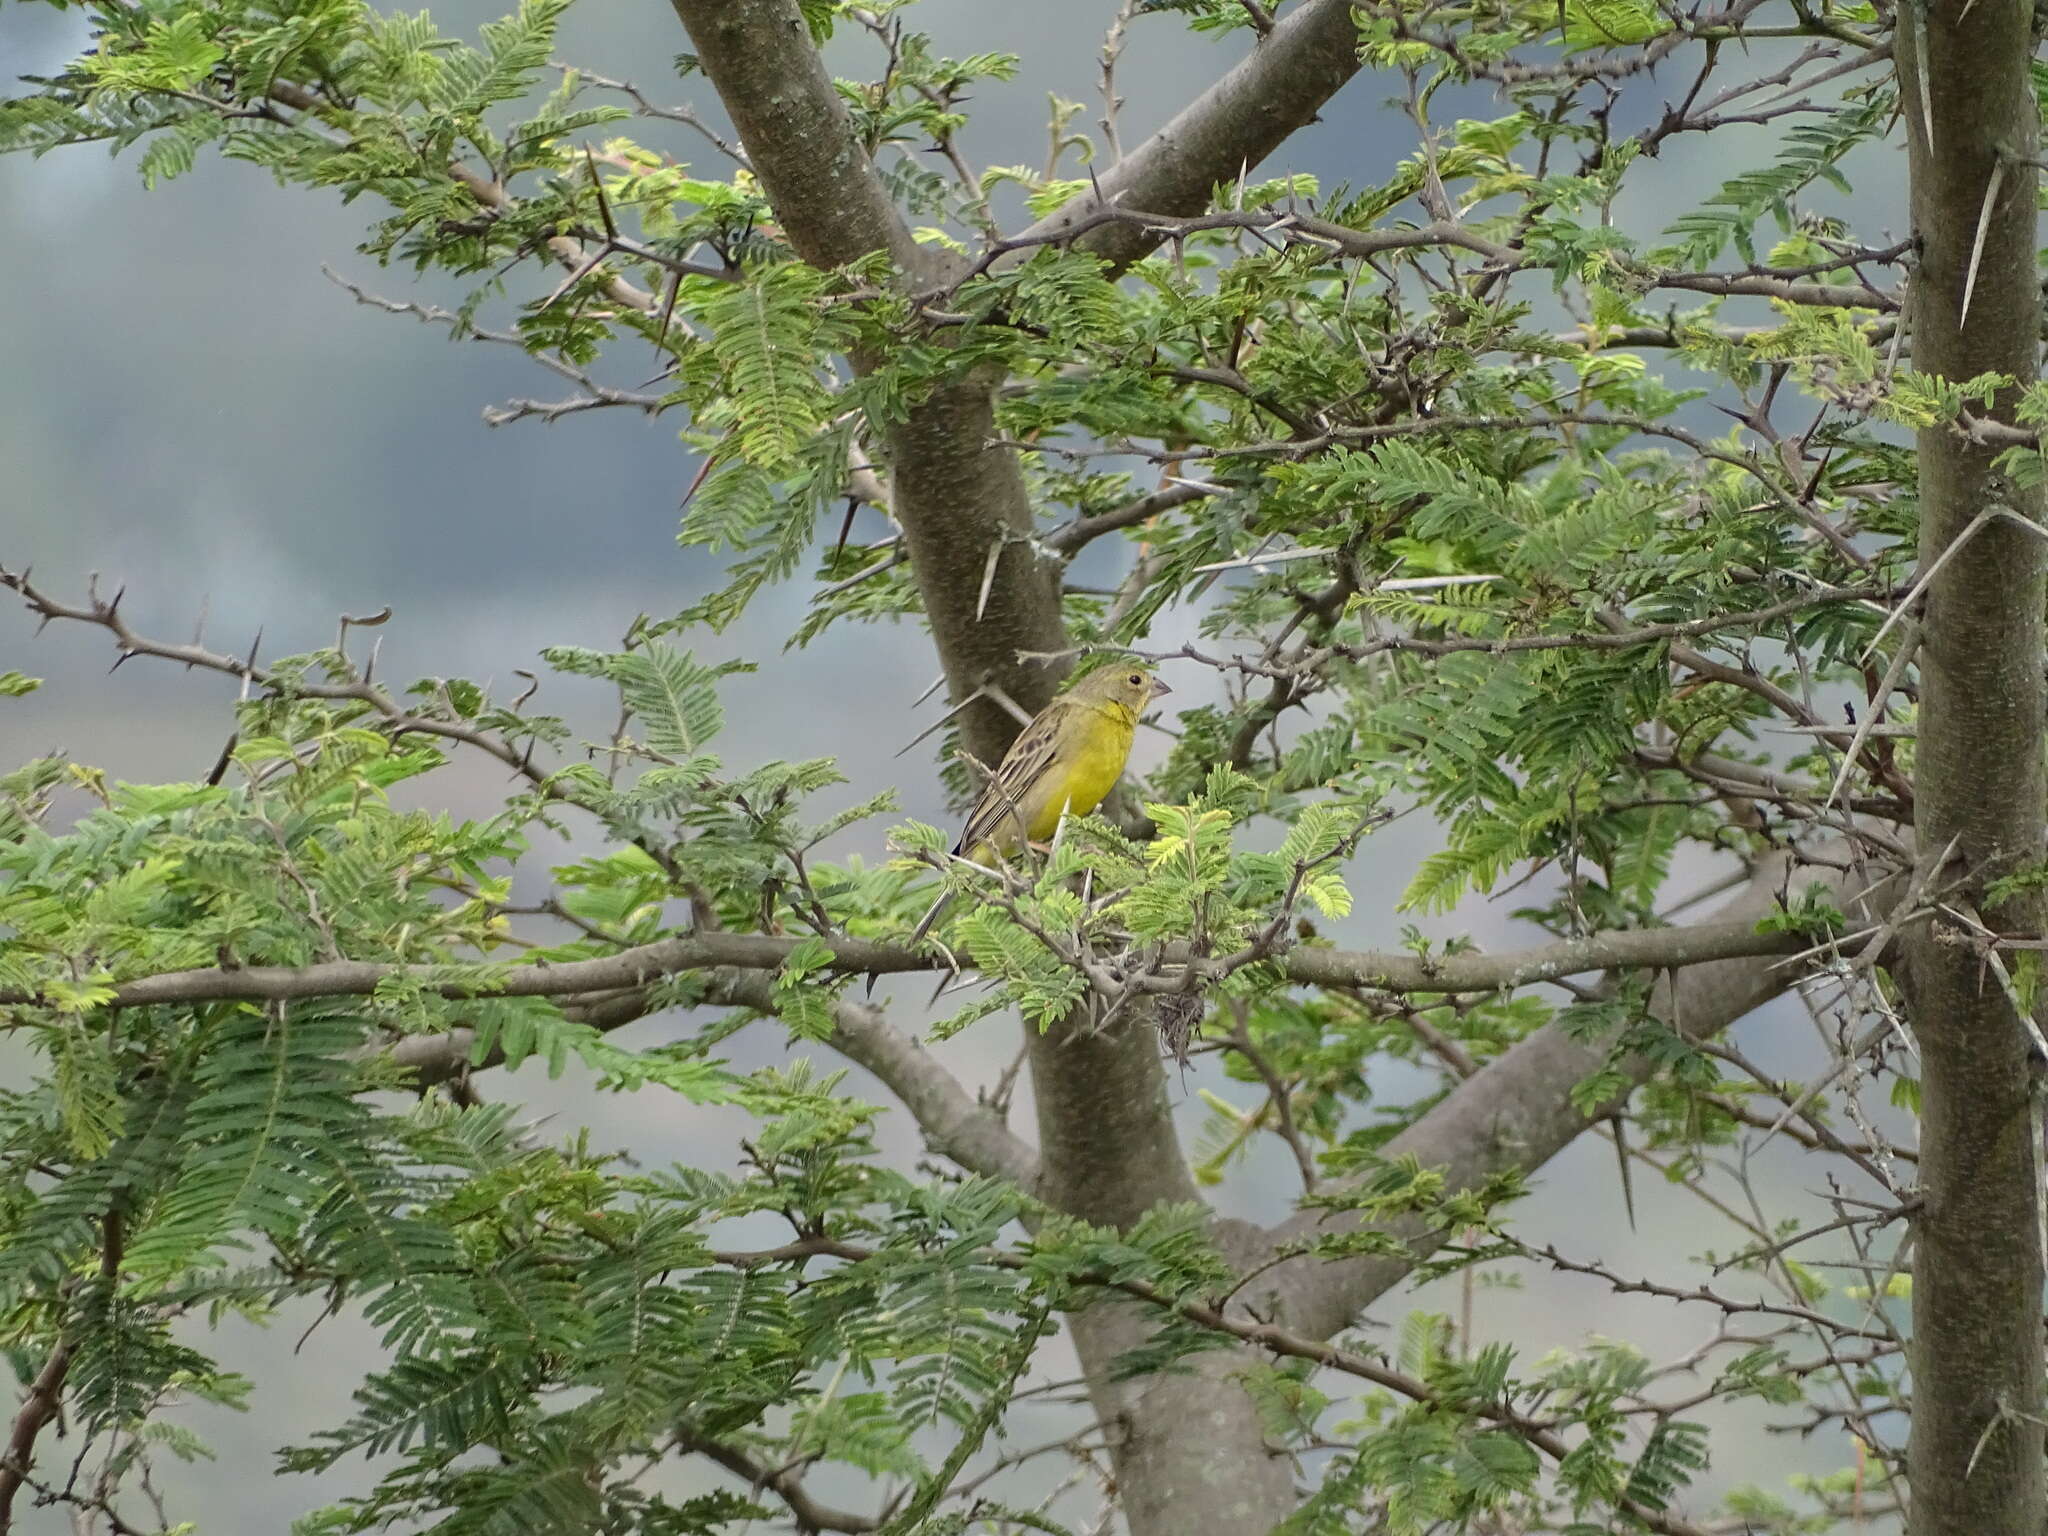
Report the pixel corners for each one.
[909,664,1171,944]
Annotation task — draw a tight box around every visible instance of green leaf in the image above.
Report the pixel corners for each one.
[49,1024,124,1159]
[611,645,728,756]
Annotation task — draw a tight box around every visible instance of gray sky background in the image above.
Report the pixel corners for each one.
[1,4,1898,1530]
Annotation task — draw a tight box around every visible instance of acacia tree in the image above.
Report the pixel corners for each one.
[2,0,2043,1531]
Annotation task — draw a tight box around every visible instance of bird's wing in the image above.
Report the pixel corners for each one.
[955,701,1071,856]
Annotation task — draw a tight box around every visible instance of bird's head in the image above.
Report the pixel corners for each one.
[1067,663,1172,717]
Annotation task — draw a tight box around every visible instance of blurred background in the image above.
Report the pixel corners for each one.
[2,3,1903,1529]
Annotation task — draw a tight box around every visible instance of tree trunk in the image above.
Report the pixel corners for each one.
[666,5,1299,1528]
[1895,7,2048,1531]
[1033,1023,1299,1531]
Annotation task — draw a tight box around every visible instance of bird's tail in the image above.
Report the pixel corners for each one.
[907,888,956,947]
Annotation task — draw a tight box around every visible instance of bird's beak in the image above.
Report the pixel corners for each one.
[1149,677,1173,699]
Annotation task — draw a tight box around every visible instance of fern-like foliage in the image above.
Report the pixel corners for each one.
[0,0,1935,1529]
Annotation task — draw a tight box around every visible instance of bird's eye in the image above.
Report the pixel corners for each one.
[1127,673,1142,686]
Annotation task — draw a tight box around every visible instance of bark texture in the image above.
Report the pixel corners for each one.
[669,0,936,281]
[1895,7,2048,1532]
[1065,1219,1298,1534]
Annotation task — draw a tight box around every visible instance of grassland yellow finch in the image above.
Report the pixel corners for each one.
[909,665,1170,944]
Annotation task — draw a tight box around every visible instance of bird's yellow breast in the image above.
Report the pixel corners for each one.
[1024,703,1136,841]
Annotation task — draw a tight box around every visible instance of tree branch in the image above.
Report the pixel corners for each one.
[0,912,1831,1013]
[676,1428,879,1533]
[0,567,564,801]
[381,962,1037,1186]
[1018,0,1375,269]
[706,973,1040,1188]
[1045,480,1218,558]
[0,1210,122,1533]
[0,1337,72,1533]
[1274,913,1839,993]
[706,1233,1715,1536]
[1249,852,1904,1341]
